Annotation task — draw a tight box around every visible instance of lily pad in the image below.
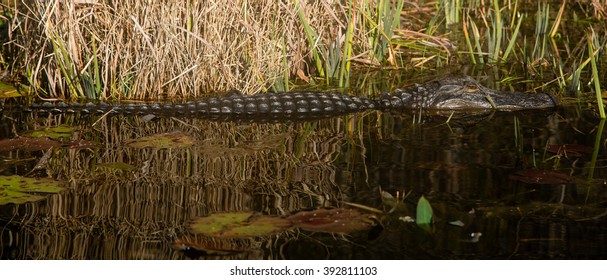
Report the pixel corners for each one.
[0,137,62,152]
[127,132,194,149]
[286,208,376,233]
[0,175,65,205]
[509,169,572,184]
[172,235,248,255]
[29,125,75,139]
[0,81,23,98]
[190,212,292,238]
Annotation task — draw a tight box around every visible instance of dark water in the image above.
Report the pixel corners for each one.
[0,104,606,259]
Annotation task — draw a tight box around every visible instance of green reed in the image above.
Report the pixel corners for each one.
[366,0,404,64]
[440,0,463,26]
[49,32,83,99]
[295,0,325,79]
[587,31,605,119]
[532,2,549,63]
[339,3,355,88]
[462,0,522,64]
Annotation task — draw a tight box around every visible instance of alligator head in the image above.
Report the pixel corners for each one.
[377,76,558,110]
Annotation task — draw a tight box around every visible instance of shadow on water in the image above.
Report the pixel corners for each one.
[0,103,605,259]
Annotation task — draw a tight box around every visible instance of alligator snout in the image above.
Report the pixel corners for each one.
[378,76,558,110]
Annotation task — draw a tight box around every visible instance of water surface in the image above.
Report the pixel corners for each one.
[0,103,605,259]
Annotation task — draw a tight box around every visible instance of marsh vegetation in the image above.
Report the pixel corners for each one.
[1,0,607,260]
[1,1,605,103]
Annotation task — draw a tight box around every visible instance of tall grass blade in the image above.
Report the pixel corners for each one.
[339,4,355,88]
[294,0,325,78]
[90,36,102,99]
[502,13,522,62]
[462,14,476,64]
[369,0,404,64]
[587,118,605,181]
[549,0,566,38]
[442,0,462,25]
[469,18,484,64]
[491,0,502,63]
[533,2,549,61]
[50,32,83,99]
[587,32,605,119]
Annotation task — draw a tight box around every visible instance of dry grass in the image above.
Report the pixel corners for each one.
[12,1,312,99]
[5,0,426,100]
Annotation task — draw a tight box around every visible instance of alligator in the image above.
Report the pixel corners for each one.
[376,76,557,110]
[5,76,557,121]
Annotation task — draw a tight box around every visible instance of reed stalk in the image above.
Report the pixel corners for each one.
[587,31,605,119]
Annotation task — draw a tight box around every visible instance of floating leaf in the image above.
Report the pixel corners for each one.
[29,125,75,139]
[127,132,194,149]
[0,81,22,98]
[416,196,433,225]
[172,235,248,255]
[546,144,593,158]
[287,208,376,233]
[0,137,62,152]
[509,169,572,184]
[190,212,292,238]
[0,175,65,205]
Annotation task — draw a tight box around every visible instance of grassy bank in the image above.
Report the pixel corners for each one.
[1,0,606,102]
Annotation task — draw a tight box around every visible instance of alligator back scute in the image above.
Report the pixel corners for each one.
[194,91,376,116]
[14,77,556,119]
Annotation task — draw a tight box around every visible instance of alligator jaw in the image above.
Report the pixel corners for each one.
[483,91,557,110]
[383,76,558,110]
[433,89,558,110]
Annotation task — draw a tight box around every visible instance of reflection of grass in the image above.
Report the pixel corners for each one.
[1,0,606,103]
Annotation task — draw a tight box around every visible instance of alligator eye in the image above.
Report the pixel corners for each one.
[464,83,480,93]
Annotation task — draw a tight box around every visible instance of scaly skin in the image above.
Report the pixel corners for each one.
[376,76,557,110]
[8,77,557,119]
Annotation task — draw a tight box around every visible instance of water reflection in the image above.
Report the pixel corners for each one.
[0,106,605,259]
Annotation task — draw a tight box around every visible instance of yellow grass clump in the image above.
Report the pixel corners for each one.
[6,0,415,100]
